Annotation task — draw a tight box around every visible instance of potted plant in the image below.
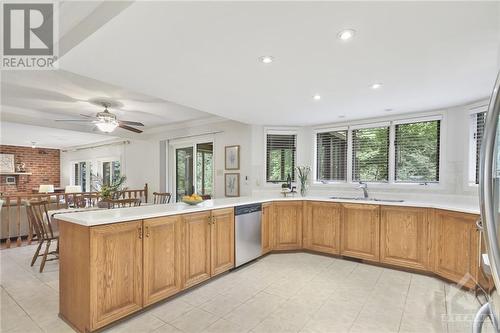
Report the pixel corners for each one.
[91,173,127,207]
[296,166,311,197]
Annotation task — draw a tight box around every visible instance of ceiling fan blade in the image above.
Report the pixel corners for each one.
[119,120,144,127]
[54,119,95,122]
[118,124,143,133]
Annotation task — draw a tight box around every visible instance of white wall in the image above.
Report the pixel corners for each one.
[60,139,160,200]
[250,100,489,202]
[149,119,253,199]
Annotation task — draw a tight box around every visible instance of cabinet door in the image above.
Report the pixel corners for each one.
[380,206,429,270]
[433,210,479,288]
[90,220,143,330]
[182,211,211,288]
[143,216,182,306]
[211,208,235,276]
[261,203,274,254]
[274,201,303,250]
[341,204,380,262]
[304,202,341,255]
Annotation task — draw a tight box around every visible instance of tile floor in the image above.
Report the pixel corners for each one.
[0,244,494,333]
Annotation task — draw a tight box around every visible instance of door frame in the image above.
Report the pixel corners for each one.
[168,135,215,201]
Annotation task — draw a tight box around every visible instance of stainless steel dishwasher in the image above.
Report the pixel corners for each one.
[235,203,262,267]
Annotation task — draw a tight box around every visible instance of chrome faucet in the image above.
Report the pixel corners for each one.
[358,182,369,199]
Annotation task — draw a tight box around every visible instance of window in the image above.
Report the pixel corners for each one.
[314,117,442,184]
[196,143,214,196]
[266,133,296,182]
[316,130,347,182]
[72,161,90,191]
[472,111,486,184]
[352,126,389,182]
[102,160,121,186]
[395,120,440,183]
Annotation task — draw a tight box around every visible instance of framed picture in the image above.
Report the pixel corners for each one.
[225,173,240,197]
[225,145,240,170]
[0,154,15,173]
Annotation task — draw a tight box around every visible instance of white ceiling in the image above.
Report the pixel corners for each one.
[0,70,215,134]
[0,122,114,149]
[58,1,500,126]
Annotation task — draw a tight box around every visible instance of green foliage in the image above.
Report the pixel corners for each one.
[395,121,439,182]
[91,173,127,199]
[268,149,294,182]
[353,127,389,182]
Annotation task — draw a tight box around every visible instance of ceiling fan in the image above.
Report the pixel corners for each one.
[55,103,144,133]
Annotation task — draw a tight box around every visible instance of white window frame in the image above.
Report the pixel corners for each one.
[467,106,488,187]
[312,115,443,186]
[264,128,299,186]
[312,126,348,184]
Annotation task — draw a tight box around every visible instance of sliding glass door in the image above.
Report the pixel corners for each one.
[174,142,213,202]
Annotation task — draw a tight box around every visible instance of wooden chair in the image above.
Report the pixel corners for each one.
[83,193,100,207]
[153,192,171,204]
[104,198,142,209]
[25,200,59,272]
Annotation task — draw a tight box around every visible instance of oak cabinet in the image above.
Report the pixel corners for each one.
[432,209,479,288]
[90,221,143,330]
[143,216,182,306]
[211,208,235,276]
[182,211,212,288]
[274,201,303,250]
[304,202,341,255]
[341,204,380,262]
[261,202,274,254]
[380,206,429,270]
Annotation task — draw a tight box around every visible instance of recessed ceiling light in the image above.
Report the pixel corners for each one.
[371,83,383,90]
[313,94,321,100]
[338,29,355,41]
[259,56,274,64]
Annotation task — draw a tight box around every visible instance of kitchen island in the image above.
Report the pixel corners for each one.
[56,196,484,332]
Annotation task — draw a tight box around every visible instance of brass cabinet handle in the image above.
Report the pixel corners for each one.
[145,226,150,238]
[212,217,216,225]
[138,226,143,239]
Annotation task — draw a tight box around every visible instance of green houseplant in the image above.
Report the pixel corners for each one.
[91,173,127,202]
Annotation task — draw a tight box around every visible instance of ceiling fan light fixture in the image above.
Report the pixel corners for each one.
[95,120,118,133]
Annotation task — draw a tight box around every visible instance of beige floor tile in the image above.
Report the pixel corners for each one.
[199,294,243,317]
[171,308,219,333]
[1,247,482,333]
[150,297,194,323]
[102,312,165,333]
[151,323,184,333]
[202,318,249,333]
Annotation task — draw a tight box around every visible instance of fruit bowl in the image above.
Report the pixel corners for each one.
[181,196,204,205]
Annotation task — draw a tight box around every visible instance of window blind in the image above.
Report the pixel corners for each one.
[266,134,296,182]
[395,120,440,183]
[316,130,347,181]
[475,112,486,184]
[352,126,389,182]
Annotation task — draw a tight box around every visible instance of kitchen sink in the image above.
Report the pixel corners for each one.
[330,196,404,203]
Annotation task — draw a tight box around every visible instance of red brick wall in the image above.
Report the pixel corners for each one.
[0,145,60,196]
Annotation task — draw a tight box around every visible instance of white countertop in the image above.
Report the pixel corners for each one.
[54,195,480,226]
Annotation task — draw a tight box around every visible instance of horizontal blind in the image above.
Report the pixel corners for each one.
[266,134,296,182]
[352,126,389,182]
[475,112,486,184]
[395,120,440,183]
[316,130,347,181]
